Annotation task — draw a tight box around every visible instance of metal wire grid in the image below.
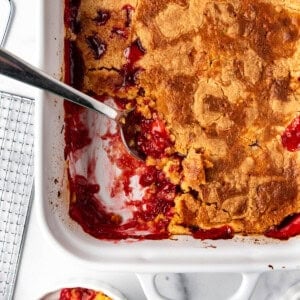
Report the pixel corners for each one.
[0,91,34,300]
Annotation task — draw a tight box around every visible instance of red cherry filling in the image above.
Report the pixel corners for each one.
[118,38,146,88]
[191,225,234,240]
[86,35,107,59]
[64,100,92,158]
[125,38,146,65]
[265,213,300,240]
[137,117,172,158]
[64,40,85,90]
[123,111,172,159]
[59,288,96,300]
[282,116,300,151]
[133,167,176,222]
[140,166,158,186]
[113,96,134,110]
[68,175,128,240]
[64,0,81,34]
[123,4,134,27]
[110,6,134,40]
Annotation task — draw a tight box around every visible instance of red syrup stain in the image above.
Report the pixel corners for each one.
[64,39,91,158]
[64,98,92,159]
[101,129,142,198]
[87,156,98,183]
[68,174,127,240]
[123,4,134,27]
[265,213,300,240]
[281,116,300,151]
[64,111,92,159]
[191,226,234,240]
[64,40,85,90]
[118,38,146,89]
[59,288,96,300]
[69,166,171,239]
[64,0,81,34]
[110,5,134,39]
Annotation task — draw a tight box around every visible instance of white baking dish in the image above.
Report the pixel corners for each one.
[35,0,300,298]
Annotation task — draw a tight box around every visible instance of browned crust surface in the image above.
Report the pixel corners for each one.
[74,0,300,235]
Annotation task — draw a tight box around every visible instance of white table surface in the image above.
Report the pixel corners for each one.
[3,1,300,299]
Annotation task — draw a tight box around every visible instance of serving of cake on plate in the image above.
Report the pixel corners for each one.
[59,287,112,300]
[64,0,300,240]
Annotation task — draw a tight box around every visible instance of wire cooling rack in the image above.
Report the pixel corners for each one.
[0,91,34,300]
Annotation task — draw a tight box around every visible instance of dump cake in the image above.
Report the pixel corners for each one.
[64,0,300,240]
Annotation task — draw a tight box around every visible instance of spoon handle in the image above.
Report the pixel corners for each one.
[0,47,120,121]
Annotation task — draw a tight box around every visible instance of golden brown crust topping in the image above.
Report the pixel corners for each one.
[75,0,300,234]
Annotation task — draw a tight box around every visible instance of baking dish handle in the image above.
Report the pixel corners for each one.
[137,273,167,300]
[137,272,260,300]
[230,273,260,300]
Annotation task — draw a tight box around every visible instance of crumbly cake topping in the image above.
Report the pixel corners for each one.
[67,0,300,237]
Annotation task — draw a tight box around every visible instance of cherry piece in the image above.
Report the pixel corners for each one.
[125,38,146,66]
[118,38,146,88]
[265,213,300,240]
[59,288,96,300]
[93,9,110,25]
[191,226,234,240]
[133,168,176,222]
[122,111,172,159]
[139,166,158,186]
[137,118,172,158]
[86,35,107,59]
[282,116,300,151]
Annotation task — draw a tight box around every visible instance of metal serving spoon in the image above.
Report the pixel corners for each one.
[0,47,142,160]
